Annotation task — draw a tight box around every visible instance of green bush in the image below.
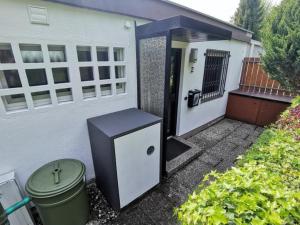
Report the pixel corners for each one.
[176,97,300,225]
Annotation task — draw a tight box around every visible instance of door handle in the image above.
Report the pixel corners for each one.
[147,146,155,155]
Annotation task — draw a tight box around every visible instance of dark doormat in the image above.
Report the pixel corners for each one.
[166,138,191,161]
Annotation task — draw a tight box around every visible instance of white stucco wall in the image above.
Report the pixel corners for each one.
[0,0,145,187]
[246,40,263,58]
[172,40,249,136]
[0,0,250,189]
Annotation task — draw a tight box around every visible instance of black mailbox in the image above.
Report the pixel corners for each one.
[188,89,201,108]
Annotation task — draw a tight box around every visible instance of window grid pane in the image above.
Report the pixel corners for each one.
[97,47,109,61]
[82,86,96,99]
[31,90,52,107]
[0,43,15,63]
[0,70,22,89]
[80,67,94,81]
[99,66,110,80]
[77,46,91,62]
[113,48,124,61]
[1,94,27,112]
[52,67,69,84]
[56,88,73,103]
[115,66,125,79]
[26,69,48,86]
[20,44,43,63]
[48,45,66,62]
[100,84,112,96]
[116,82,126,94]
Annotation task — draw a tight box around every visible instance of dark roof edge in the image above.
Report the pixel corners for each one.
[159,0,253,34]
[43,0,252,42]
[42,0,156,22]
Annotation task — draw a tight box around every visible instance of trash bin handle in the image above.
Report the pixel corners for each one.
[52,162,61,185]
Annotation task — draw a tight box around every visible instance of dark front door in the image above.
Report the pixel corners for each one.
[167,48,182,137]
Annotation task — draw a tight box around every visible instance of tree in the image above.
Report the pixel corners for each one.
[261,0,300,91]
[231,0,269,40]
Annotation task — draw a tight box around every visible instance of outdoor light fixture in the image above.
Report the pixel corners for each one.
[124,21,132,29]
[189,48,198,73]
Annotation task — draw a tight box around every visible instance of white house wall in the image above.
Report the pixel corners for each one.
[172,40,248,136]
[0,0,145,187]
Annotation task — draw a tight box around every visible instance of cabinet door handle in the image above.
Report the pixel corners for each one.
[147,146,155,155]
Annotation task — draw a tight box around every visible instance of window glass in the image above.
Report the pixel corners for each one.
[52,68,69,84]
[100,84,112,96]
[99,66,110,80]
[201,49,230,102]
[113,47,124,61]
[0,70,22,88]
[31,91,52,107]
[97,47,109,61]
[80,67,94,81]
[26,69,47,86]
[48,45,66,62]
[115,66,125,79]
[1,94,27,112]
[20,44,43,63]
[116,82,126,94]
[82,86,96,99]
[56,88,73,103]
[0,43,15,63]
[77,46,91,62]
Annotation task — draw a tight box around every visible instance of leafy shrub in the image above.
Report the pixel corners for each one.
[176,97,300,225]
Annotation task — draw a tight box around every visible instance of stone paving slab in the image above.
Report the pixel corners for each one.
[137,191,179,225]
[174,159,213,191]
[197,151,222,167]
[159,176,191,207]
[85,119,263,225]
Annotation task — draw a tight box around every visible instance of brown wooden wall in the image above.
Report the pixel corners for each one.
[226,92,290,126]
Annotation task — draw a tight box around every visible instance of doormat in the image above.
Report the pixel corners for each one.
[166,138,191,162]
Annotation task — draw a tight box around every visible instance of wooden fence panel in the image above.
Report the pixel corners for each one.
[239,57,296,96]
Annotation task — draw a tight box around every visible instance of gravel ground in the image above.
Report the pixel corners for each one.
[86,183,119,225]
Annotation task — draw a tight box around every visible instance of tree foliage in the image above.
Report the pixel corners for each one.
[261,0,300,92]
[231,0,269,40]
[176,97,300,225]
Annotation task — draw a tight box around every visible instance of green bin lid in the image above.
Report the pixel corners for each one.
[26,159,85,198]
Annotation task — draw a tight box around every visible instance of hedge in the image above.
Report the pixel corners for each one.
[176,97,300,225]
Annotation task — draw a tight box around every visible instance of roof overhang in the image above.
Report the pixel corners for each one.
[136,16,232,42]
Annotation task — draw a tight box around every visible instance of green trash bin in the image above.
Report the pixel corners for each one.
[26,159,89,225]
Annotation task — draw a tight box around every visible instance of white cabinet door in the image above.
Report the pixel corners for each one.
[114,123,160,208]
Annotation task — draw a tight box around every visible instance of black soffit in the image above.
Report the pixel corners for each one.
[136,16,232,42]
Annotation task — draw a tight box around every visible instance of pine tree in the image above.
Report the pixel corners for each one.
[231,0,268,40]
[261,0,300,91]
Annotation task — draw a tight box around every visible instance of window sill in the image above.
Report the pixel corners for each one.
[201,92,224,103]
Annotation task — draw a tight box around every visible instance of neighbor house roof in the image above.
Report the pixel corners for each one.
[44,0,253,42]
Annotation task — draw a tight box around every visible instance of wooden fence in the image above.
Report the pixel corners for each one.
[239,57,296,97]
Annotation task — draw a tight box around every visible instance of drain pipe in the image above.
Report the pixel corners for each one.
[1,197,31,225]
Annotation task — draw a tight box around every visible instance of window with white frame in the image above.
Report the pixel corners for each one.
[79,46,127,99]
[0,42,74,113]
[0,42,128,114]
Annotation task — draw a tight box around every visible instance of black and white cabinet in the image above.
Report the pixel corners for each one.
[87,108,162,210]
